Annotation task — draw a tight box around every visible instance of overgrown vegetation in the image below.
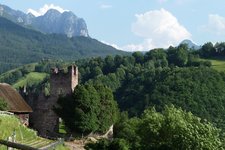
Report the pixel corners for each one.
[56,84,119,134]
[86,105,224,150]
[13,72,48,89]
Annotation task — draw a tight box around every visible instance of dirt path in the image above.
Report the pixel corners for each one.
[65,140,85,150]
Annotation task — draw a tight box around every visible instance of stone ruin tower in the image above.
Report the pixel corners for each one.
[50,65,78,98]
[23,65,78,137]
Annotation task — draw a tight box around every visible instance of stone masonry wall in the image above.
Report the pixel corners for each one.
[23,65,78,137]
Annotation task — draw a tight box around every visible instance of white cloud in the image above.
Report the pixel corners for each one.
[202,14,225,35]
[122,39,156,52]
[101,41,122,50]
[101,40,155,52]
[127,8,191,51]
[100,4,112,9]
[27,4,68,17]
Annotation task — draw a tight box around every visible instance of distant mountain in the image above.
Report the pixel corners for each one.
[0,4,28,24]
[180,39,201,50]
[0,17,126,73]
[0,4,89,37]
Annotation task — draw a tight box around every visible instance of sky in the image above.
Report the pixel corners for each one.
[1,0,225,51]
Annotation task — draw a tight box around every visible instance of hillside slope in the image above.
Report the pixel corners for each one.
[0,113,69,149]
[0,17,126,73]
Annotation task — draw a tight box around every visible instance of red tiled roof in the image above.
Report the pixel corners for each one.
[0,83,32,113]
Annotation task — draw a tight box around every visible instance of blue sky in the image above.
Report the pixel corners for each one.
[1,0,225,51]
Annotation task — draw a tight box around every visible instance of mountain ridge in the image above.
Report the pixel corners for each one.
[0,4,89,37]
[0,16,126,74]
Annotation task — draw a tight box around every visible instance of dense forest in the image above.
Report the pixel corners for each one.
[0,17,126,73]
[2,42,225,149]
[199,42,225,58]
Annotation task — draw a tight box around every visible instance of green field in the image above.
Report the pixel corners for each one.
[210,59,225,72]
[202,58,225,72]
[13,72,48,89]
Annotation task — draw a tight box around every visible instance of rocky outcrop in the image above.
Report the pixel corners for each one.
[0,4,89,37]
[32,9,89,37]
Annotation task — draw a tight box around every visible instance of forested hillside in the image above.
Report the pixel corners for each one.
[2,42,225,149]
[0,17,126,73]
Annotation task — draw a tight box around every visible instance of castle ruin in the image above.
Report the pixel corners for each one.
[21,65,78,137]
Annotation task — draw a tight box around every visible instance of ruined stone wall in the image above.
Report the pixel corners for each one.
[23,65,78,137]
[70,66,79,92]
[50,65,78,96]
[27,93,59,136]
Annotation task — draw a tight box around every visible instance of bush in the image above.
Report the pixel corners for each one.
[0,98,8,111]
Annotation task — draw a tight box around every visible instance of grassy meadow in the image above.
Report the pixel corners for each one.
[13,72,48,89]
[0,114,69,150]
[201,58,225,72]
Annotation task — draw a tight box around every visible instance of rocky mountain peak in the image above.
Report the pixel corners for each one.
[0,4,89,37]
[180,39,201,50]
[44,9,61,17]
[33,8,89,37]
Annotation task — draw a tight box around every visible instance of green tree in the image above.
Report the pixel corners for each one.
[114,55,124,68]
[145,48,167,60]
[132,52,144,64]
[138,105,223,150]
[113,105,223,150]
[215,42,225,55]
[168,45,188,66]
[104,55,115,74]
[73,84,100,133]
[56,83,119,134]
[200,42,215,57]
[95,84,119,132]
[145,48,168,68]
[92,66,103,77]
[115,117,141,149]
